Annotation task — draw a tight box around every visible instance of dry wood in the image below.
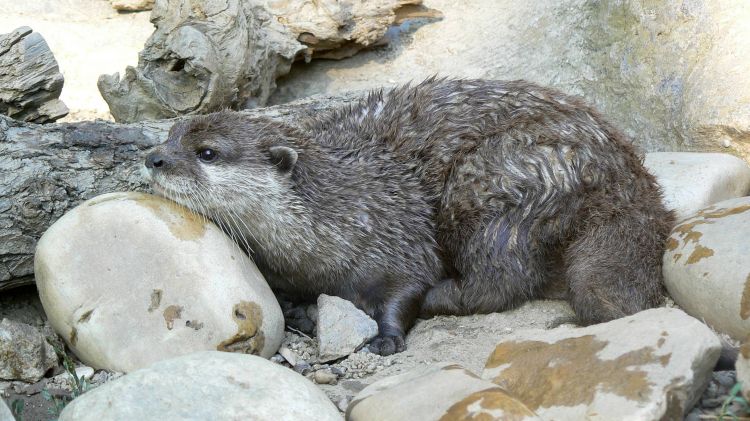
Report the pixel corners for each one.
[0,94,353,291]
[98,0,436,122]
[0,27,68,123]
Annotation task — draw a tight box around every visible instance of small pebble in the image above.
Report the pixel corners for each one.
[294,362,312,375]
[714,371,736,389]
[703,382,718,399]
[278,347,298,366]
[336,396,352,412]
[75,366,95,381]
[313,369,337,385]
[306,305,318,324]
[684,411,701,421]
[700,397,724,409]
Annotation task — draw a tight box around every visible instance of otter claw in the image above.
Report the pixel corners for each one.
[369,334,406,356]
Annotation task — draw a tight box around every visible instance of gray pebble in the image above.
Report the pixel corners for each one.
[700,397,724,409]
[714,371,736,389]
[684,411,702,421]
[336,396,352,412]
[294,362,312,375]
[306,305,318,324]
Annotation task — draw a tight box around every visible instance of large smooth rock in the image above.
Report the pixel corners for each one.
[272,1,750,161]
[59,351,342,421]
[663,197,750,340]
[317,294,378,363]
[482,308,721,421]
[0,318,58,382]
[347,362,539,421]
[35,192,284,372]
[644,152,750,220]
[0,398,13,421]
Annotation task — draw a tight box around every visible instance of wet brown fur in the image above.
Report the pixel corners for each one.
[145,78,676,355]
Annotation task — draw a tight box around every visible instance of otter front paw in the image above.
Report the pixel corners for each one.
[369,334,406,356]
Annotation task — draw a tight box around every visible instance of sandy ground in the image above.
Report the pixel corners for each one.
[0,0,153,122]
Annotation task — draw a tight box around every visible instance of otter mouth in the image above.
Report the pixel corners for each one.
[147,178,193,210]
[149,180,169,197]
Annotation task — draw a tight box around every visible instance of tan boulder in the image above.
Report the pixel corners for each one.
[481,308,720,420]
[663,197,750,340]
[347,362,539,421]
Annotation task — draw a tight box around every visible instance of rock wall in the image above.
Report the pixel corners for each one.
[271,0,750,159]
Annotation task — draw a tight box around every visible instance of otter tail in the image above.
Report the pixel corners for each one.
[564,189,675,325]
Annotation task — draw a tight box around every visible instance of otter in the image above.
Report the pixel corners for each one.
[144,78,675,356]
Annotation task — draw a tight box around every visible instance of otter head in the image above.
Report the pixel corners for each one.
[144,111,300,221]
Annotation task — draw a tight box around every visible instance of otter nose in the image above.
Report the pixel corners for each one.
[145,152,168,169]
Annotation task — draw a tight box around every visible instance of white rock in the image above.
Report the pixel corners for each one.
[35,192,284,373]
[663,197,750,340]
[644,153,750,220]
[59,351,342,421]
[0,394,14,421]
[317,295,378,362]
[278,346,298,366]
[75,366,95,381]
[481,308,720,421]
[0,318,58,382]
[348,362,539,421]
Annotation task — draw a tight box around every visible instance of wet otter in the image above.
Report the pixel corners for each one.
[144,78,675,356]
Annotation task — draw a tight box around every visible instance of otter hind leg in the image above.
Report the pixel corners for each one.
[366,273,434,356]
[422,212,552,316]
[420,278,465,317]
[564,204,672,325]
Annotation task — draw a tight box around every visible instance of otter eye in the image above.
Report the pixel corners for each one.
[198,148,217,162]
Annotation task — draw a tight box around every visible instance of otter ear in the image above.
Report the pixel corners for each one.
[268,146,298,173]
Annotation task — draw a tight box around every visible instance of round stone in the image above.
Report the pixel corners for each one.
[59,351,341,421]
[663,196,750,340]
[34,192,284,372]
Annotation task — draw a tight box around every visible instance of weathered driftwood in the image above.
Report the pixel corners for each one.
[98,0,438,123]
[0,94,353,292]
[0,27,69,123]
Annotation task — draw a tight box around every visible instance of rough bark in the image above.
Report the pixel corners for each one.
[0,27,69,123]
[0,94,353,292]
[97,0,438,123]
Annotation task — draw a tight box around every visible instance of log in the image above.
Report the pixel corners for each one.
[0,94,354,292]
[0,27,69,123]
[98,0,438,123]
